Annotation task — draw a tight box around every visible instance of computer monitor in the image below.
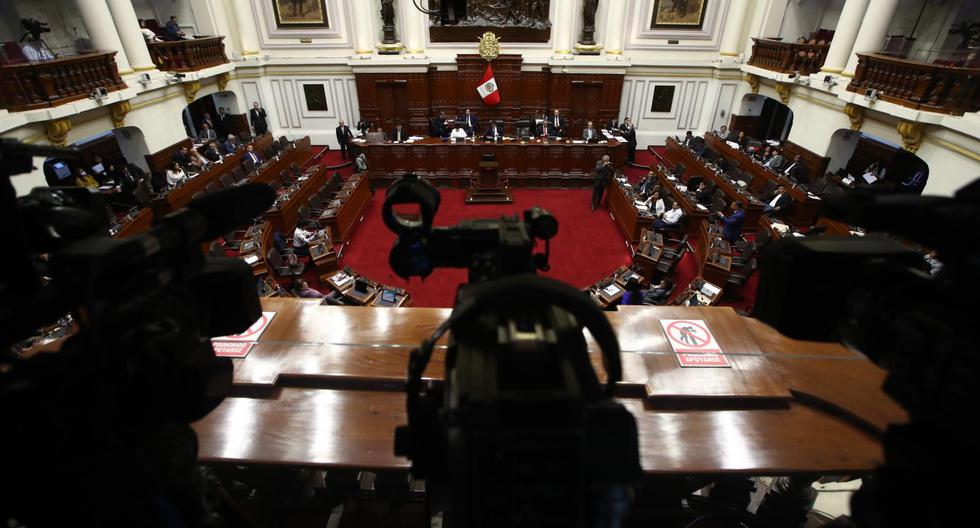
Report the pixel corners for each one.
[381,289,396,303]
[354,278,369,293]
[50,161,71,180]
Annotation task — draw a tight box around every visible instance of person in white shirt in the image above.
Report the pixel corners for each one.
[583,121,598,141]
[293,222,317,257]
[166,162,187,188]
[450,126,469,140]
[644,190,666,217]
[139,20,160,42]
[654,202,684,231]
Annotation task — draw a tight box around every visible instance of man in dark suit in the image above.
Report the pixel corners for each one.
[430,111,447,137]
[694,181,712,204]
[764,186,793,217]
[783,155,809,183]
[336,120,354,158]
[357,119,372,137]
[716,201,746,243]
[203,142,222,162]
[250,102,268,135]
[592,159,611,211]
[165,16,186,40]
[606,118,620,131]
[459,109,478,135]
[623,121,637,164]
[550,109,565,136]
[222,133,241,154]
[244,144,262,166]
[682,130,695,148]
[537,112,554,138]
[215,107,230,138]
[171,146,192,168]
[485,120,504,139]
[390,122,407,143]
[582,120,599,141]
[198,122,217,142]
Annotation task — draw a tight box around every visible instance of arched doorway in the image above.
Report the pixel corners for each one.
[826,129,929,194]
[182,91,245,141]
[733,94,794,142]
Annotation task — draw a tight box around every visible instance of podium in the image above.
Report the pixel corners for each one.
[465,153,513,204]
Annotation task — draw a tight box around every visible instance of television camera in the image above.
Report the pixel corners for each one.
[384,173,642,527]
[0,138,275,525]
[20,18,51,42]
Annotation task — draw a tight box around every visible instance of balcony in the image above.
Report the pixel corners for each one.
[147,36,229,72]
[846,52,980,116]
[748,38,830,75]
[0,50,127,112]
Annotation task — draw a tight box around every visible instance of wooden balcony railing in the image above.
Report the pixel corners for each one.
[0,51,126,111]
[846,53,980,116]
[748,38,829,75]
[147,36,229,72]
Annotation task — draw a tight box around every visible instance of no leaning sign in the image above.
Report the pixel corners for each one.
[659,319,732,368]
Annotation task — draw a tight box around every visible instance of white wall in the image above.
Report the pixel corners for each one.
[115,127,152,171]
[778,0,845,41]
[825,128,861,173]
[0,0,90,56]
[739,94,766,116]
[131,0,200,34]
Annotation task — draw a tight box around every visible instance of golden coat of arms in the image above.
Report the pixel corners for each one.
[478,32,500,62]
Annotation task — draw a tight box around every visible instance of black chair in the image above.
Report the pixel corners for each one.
[280,170,295,186]
[192,191,206,201]
[756,227,772,248]
[266,247,304,278]
[297,204,312,223]
[242,157,256,174]
[760,180,778,197]
[309,194,325,215]
[726,257,757,290]
[672,164,685,179]
[133,185,152,207]
[208,241,225,258]
[289,162,303,177]
[240,131,252,142]
[264,147,276,160]
[269,180,282,193]
[654,246,687,280]
[662,234,689,259]
[709,197,727,213]
[272,140,283,153]
[279,135,290,147]
[222,230,244,250]
[642,283,675,306]
[219,173,234,188]
[687,175,704,188]
[319,185,335,202]
[206,182,221,194]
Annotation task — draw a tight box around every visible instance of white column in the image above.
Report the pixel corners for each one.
[552,0,576,56]
[229,0,261,56]
[106,0,154,71]
[821,0,870,73]
[398,0,427,54]
[76,0,132,74]
[603,0,628,55]
[719,0,751,57]
[843,0,900,76]
[350,0,377,55]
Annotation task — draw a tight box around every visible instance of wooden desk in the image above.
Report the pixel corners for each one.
[651,166,710,236]
[665,137,763,232]
[355,138,625,188]
[704,133,823,227]
[607,179,654,244]
[320,173,371,243]
[264,163,327,236]
[192,298,905,476]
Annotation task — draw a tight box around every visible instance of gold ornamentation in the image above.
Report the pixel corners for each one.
[746,73,759,94]
[183,80,201,103]
[843,103,864,131]
[775,82,792,104]
[45,119,72,146]
[110,100,131,128]
[896,120,926,153]
[217,72,231,91]
[478,32,500,62]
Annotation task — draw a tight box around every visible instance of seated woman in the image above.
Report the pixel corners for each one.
[619,277,647,306]
[293,279,324,299]
[644,190,666,217]
[165,162,188,189]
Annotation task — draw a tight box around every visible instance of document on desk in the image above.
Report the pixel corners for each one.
[602,284,621,296]
[659,319,731,368]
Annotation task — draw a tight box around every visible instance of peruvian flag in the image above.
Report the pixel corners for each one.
[476,64,501,106]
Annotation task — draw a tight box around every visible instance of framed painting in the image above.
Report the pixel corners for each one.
[651,0,708,30]
[273,0,329,29]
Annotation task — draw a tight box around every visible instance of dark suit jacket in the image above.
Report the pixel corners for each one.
[336,125,353,145]
[786,163,809,182]
[250,108,267,126]
[720,209,746,242]
[594,166,611,188]
[582,127,599,141]
[770,192,793,212]
[203,149,222,162]
[389,127,407,142]
[459,114,479,132]
[215,113,230,135]
[484,124,504,137]
[537,120,555,137]
[244,151,262,166]
[624,127,637,147]
[171,151,191,167]
[549,114,565,134]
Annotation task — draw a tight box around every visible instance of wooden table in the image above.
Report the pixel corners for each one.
[354,137,625,189]
[193,298,907,476]
[704,133,823,227]
[320,173,371,243]
[665,137,764,232]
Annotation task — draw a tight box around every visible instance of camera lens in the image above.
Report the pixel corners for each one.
[382,173,440,236]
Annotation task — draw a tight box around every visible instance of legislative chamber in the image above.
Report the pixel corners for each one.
[3,1,977,526]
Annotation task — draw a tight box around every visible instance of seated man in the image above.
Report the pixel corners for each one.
[642,279,674,306]
[459,109,478,135]
[536,113,554,137]
[783,155,809,183]
[638,170,658,195]
[222,134,242,154]
[654,201,684,231]
[203,142,223,163]
[199,122,217,142]
[763,148,786,170]
[165,16,188,40]
[243,144,262,167]
[764,186,793,217]
[682,130,695,148]
[450,125,469,140]
[292,222,318,257]
[390,122,408,143]
[694,181,712,204]
[74,168,99,189]
[171,146,192,167]
[484,120,505,140]
[716,125,732,141]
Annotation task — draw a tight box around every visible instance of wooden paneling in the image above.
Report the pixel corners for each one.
[145,137,194,177]
[0,51,127,112]
[355,54,623,135]
[729,115,761,138]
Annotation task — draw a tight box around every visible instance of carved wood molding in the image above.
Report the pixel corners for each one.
[184,81,202,103]
[775,82,792,104]
[45,119,72,146]
[110,100,132,128]
[896,120,926,153]
[843,103,864,131]
[217,72,231,92]
[746,73,759,94]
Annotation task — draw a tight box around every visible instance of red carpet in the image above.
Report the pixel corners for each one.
[337,189,632,307]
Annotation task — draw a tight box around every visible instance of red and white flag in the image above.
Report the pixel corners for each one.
[476,64,501,107]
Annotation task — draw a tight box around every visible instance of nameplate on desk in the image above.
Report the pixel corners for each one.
[212,341,254,358]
